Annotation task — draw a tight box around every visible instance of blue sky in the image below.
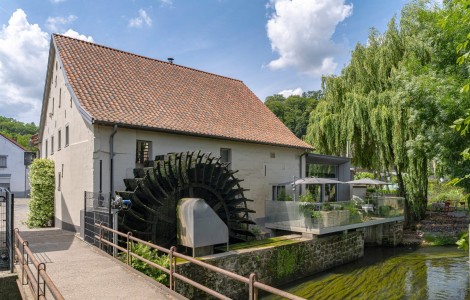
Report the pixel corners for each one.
[0,0,408,124]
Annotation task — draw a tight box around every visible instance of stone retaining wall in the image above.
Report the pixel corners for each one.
[382,221,404,246]
[363,221,404,246]
[175,231,364,299]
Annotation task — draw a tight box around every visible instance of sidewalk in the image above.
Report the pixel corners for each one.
[14,199,185,299]
[17,229,185,300]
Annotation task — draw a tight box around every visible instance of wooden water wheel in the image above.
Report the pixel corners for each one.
[116,151,256,247]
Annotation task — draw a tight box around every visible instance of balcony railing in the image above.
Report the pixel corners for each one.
[265,197,404,234]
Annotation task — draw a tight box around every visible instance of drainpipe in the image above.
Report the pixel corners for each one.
[299,152,307,196]
[109,125,118,198]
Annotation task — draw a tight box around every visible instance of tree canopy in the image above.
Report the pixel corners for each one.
[0,116,38,150]
[305,0,470,223]
[265,91,321,139]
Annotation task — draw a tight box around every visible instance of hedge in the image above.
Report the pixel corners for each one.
[27,158,55,228]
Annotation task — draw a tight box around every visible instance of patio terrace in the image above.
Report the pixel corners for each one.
[265,197,405,235]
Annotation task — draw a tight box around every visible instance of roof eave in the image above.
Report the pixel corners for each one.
[92,120,313,151]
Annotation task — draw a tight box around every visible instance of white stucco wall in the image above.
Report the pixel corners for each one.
[0,135,28,196]
[94,126,305,223]
[40,56,95,230]
[39,54,308,230]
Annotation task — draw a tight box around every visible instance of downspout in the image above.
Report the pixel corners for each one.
[109,125,118,198]
[299,152,307,196]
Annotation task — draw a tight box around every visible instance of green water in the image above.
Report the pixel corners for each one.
[265,246,469,300]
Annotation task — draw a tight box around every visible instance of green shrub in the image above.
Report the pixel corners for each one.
[299,191,314,203]
[322,203,333,211]
[379,205,391,217]
[456,232,469,251]
[354,172,374,180]
[276,189,290,201]
[27,159,55,228]
[126,243,170,285]
[424,233,459,246]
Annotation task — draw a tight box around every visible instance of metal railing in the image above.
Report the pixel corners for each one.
[14,229,64,300]
[95,223,305,300]
[265,197,405,232]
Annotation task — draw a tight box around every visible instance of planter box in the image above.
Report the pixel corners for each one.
[320,210,350,228]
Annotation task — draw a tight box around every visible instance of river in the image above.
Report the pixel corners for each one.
[264,246,469,300]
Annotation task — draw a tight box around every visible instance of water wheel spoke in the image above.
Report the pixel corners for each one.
[117,151,256,248]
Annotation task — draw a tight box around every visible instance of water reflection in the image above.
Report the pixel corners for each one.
[263,246,469,300]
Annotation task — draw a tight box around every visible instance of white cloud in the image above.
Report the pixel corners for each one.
[0,9,49,124]
[62,29,94,42]
[45,15,77,32]
[266,0,352,76]
[0,9,93,124]
[128,9,152,28]
[278,88,303,98]
[50,0,66,3]
[159,0,173,7]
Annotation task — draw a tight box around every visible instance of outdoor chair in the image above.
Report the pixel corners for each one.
[444,201,454,213]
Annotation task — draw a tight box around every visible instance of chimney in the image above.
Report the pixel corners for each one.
[167,57,174,64]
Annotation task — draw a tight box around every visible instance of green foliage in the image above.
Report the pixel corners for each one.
[354,172,375,180]
[0,116,38,150]
[265,92,320,139]
[322,203,333,211]
[305,1,470,223]
[379,205,391,217]
[27,159,55,228]
[299,191,314,203]
[344,202,361,222]
[424,233,460,246]
[127,243,170,285]
[456,232,469,251]
[276,189,292,201]
[377,189,400,196]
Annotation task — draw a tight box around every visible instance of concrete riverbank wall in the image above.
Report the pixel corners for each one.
[175,231,364,299]
[363,221,404,246]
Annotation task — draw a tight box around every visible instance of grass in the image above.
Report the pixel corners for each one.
[423,233,460,246]
[228,236,302,251]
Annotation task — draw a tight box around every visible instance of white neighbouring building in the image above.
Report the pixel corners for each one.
[0,133,34,197]
[38,34,317,232]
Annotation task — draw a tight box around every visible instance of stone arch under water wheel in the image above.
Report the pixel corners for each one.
[116,151,256,248]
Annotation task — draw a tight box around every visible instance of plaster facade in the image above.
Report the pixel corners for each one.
[39,51,307,231]
[0,135,30,197]
[39,55,95,230]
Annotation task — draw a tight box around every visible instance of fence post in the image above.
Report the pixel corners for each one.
[169,246,176,291]
[22,240,28,285]
[249,272,258,300]
[98,223,103,250]
[127,232,132,265]
[9,193,15,272]
[38,263,46,299]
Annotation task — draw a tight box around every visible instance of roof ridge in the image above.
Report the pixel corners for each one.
[0,132,28,151]
[53,34,243,83]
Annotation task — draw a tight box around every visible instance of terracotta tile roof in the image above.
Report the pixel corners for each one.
[0,133,28,151]
[53,34,313,150]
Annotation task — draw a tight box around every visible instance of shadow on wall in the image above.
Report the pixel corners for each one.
[60,193,76,232]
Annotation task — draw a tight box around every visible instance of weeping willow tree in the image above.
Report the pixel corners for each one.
[306,1,470,223]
